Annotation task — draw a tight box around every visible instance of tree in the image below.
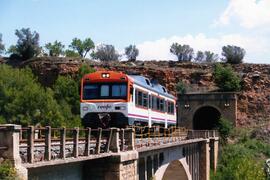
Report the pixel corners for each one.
[45,40,65,56]
[11,28,41,60]
[92,44,120,61]
[0,34,5,55]
[195,51,219,63]
[213,63,241,91]
[170,43,193,62]
[0,65,64,127]
[194,51,204,62]
[222,45,245,64]
[69,38,95,58]
[204,51,219,62]
[65,50,80,58]
[125,45,139,61]
[53,76,80,114]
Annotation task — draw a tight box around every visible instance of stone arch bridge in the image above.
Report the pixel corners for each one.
[0,124,219,180]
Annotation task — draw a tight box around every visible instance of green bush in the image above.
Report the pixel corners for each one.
[213,63,241,92]
[214,156,265,180]
[217,117,233,144]
[213,142,266,180]
[77,64,95,81]
[0,65,64,126]
[213,128,270,180]
[176,81,187,94]
[0,160,17,180]
[54,76,80,114]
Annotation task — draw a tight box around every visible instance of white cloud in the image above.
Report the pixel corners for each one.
[136,33,270,63]
[214,0,270,28]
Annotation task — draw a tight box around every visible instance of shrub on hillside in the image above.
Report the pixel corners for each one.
[213,140,267,180]
[216,117,233,144]
[53,76,80,114]
[0,64,96,128]
[213,63,241,92]
[0,65,64,126]
[212,128,270,180]
[176,81,187,94]
[77,64,96,81]
[0,160,18,179]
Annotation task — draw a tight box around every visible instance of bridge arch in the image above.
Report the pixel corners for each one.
[154,158,191,180]
[193,105,221,130]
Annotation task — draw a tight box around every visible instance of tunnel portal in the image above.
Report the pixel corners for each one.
[193,106,221,130]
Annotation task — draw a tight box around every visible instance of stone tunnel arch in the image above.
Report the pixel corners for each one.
[193,106,221,130]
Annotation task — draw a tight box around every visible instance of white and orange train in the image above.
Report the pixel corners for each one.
[80,71,176,128]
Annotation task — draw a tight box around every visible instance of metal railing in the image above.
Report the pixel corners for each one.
[132,126,218,148]
[0,125,219,164]
[19,126,134,164]
[187,130,219,139]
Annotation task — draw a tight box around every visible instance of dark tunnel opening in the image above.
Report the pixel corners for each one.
[193,106,221,130]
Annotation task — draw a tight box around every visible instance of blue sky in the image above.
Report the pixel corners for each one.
[1,0,270,63]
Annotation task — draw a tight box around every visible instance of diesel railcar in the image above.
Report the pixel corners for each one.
[80,71,176,128]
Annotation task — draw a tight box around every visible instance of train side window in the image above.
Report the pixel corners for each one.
[138,91,143,106]
[152,96,156,110]
[167,101,174,114]
[160,99,164,112]
[135,90,138,105]
[149,95,152,109]
[156,98,160,111]
[167,101,171,113]
[143,93,148,108]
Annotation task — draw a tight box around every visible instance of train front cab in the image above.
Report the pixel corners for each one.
[80,71,132,128]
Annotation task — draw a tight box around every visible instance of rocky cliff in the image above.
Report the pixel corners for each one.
[20,57,270,127]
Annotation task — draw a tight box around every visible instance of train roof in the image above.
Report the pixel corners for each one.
[128,75,175,99]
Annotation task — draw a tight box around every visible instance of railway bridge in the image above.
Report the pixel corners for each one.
[0,124,219,180]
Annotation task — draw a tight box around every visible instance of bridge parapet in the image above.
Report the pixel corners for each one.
[187,130,219,139]
[18,126,135,164]
[0,124,219,180]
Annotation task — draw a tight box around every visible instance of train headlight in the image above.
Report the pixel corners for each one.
[82,106,89,111]
[115,106,126,110]
[102,73,110,78]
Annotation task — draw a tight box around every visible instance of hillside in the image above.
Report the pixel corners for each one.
[5,57,269,128]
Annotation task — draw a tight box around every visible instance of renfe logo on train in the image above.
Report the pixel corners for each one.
[97,104,112,110]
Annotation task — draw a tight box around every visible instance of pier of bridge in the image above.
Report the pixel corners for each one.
[0,124,219,180]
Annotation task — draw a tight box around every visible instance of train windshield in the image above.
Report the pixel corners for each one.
[83,83,127,100]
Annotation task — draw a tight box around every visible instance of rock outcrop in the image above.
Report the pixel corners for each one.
[19,57,270,127]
